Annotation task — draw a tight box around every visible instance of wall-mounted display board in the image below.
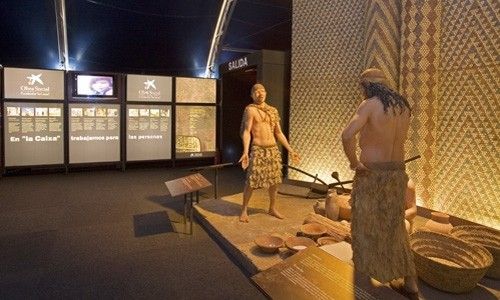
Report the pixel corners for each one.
[3,102,64,166]
[3,67,65,100]
[69,103,120,163]
[126,105,172,161]
[175,77,216,103]
[175,105,216,158]
[127,75,172,102]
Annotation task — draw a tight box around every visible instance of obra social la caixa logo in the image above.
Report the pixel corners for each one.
[139,79,161,98]
[26,73,44,85]
[143,79,156,90]
[20,72,50,96]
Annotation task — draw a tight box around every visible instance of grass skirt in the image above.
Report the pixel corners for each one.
[351,161,416,282]
[246,144,282,189]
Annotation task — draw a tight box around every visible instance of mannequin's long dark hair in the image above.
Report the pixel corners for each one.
[362,81,411,115]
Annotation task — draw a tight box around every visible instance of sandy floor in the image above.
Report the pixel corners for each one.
[194,188,320,274]
[194,187,500,300]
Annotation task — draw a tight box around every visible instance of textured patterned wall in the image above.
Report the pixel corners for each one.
[433,0,499,227]
[399,0,441,206]
[364,0,402,89]
[291,0,499,229]
[290,0,365,183]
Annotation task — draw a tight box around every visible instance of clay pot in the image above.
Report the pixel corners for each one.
[313,199,326,216]
[424,212,453,234]
[325,192,340,221]
[336,194,352,221]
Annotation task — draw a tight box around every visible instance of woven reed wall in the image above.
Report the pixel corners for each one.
[290,0,499,229]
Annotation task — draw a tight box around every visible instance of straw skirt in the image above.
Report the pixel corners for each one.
[246,144,282,189]
[350,162,416,282]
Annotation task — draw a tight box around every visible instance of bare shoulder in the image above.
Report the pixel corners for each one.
[357,97,378,112]
[244,105,257,115]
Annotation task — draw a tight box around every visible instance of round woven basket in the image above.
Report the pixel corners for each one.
[451,225,500,279]
[410,230,493,293]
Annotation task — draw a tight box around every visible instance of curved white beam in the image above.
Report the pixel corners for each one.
[205,0,237,78]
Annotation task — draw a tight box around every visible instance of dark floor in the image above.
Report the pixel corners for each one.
[0,165,266,299]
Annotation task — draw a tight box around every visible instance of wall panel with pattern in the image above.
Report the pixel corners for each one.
[291,0,499,229]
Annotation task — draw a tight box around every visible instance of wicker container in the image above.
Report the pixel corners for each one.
[410,230,493,293]
[451,225,500,279]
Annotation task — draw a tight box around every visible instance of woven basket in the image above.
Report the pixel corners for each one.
[410,230,493,293]
[451,225,500,279]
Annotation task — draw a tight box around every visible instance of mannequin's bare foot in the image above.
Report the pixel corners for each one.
[268,209,284,219]
[239,212,249,223]
[404,281,418,294]
[390,279,418,299]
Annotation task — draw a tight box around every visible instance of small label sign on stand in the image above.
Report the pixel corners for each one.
[164,173,212,234]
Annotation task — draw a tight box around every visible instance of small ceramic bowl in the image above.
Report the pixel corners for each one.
[300,223,327,239]
[317,236,341,246]
[285,236,316,253]
[254,235,284,254]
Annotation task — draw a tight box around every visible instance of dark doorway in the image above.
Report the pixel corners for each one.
[220,67,257,163]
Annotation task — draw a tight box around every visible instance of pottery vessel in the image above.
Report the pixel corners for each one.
[313,199,326,216]
[285,236,316,253]
[325,192,340,220]
[300,223,327,240]
[254,235,284,254]
[336,194,352,221]
[424,212,453,234]
[317,236,341,246]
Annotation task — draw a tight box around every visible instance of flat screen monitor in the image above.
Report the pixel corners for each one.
[74,74,115,97]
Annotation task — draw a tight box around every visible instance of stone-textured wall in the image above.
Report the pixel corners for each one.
[290,0,499,229]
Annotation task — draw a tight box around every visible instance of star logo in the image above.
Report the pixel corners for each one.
[27,74,44,85]
[144,79,156,90]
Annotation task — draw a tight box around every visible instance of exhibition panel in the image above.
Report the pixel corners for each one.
[175,77,217,159]
[2,67,65,168]
[175,105,216,158]
[1,68,219,171]
[126,74,172,103]
[125,74,173,162]
[175,77,216,104]
[126,104,172,161]
[68,103,120,164]
[3,67,65,100]
[66,71,122,165]
[3,102,64,166]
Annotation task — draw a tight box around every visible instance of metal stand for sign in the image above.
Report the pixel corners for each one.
[165,173,212,234]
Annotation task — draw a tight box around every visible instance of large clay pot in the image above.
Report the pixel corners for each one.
[424,212,453,234]
[336,194,352,221]
[325,192,340,221]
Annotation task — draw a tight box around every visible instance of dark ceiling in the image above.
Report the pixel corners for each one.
[0,0,291,77]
